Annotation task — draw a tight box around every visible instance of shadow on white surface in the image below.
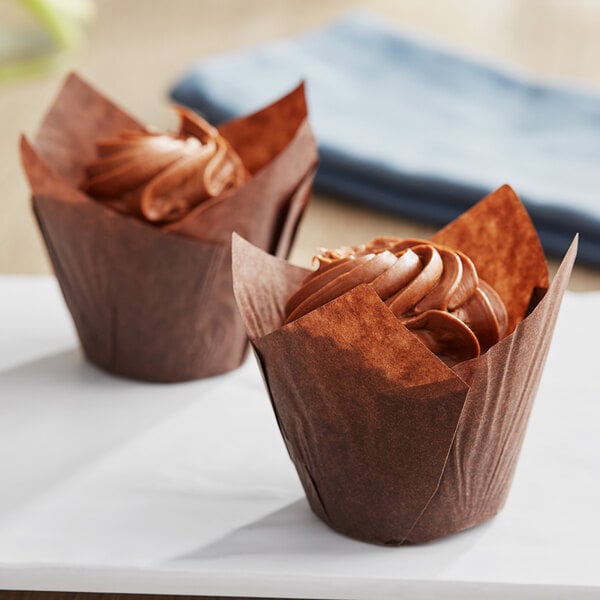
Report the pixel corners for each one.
[0,348,202,517]
[169,496,492,578]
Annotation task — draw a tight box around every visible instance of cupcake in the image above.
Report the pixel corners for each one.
[232,185,577,544]
[21,73,317,382]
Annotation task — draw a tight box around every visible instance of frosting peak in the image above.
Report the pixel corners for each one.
[82,108,249,223]
[285,237,508,366]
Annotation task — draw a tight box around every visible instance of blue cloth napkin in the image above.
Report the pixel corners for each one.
[171,11,600,266]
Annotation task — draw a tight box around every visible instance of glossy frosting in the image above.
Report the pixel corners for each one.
[285,237,508,365]
[81,108,249,223]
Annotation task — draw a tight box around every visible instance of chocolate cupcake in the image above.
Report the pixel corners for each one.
[232,185,577,544]
[21,73,317,382]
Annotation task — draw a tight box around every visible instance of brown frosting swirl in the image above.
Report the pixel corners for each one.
[81,108,249,223]
[285,237,508,366]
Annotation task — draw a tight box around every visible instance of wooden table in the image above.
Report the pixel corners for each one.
[2,0,600,288]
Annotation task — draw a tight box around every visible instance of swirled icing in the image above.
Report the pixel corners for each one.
[285,238,508,365]
[82,108,248,223]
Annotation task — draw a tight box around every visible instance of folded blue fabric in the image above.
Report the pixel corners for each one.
[171,11,600,266]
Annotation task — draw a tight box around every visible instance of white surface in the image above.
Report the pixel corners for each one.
[0,275,599,599]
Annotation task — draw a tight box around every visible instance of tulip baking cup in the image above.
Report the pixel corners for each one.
[21,73,317,382]
[232,185,577,544]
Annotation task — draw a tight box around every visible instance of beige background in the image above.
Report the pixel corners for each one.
[2,0,600,288]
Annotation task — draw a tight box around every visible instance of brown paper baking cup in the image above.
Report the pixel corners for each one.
[21,73,317,382]
[232,185,577,544]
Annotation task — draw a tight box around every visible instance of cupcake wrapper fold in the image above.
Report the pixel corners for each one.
[21,73,317,382]
[232,185,577,543]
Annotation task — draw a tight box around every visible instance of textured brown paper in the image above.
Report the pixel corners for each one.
[21,73,317,382]
[232,185,577,544]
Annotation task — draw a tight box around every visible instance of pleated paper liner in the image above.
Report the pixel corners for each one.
[21,73,317,382]
[232,185,577,544]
